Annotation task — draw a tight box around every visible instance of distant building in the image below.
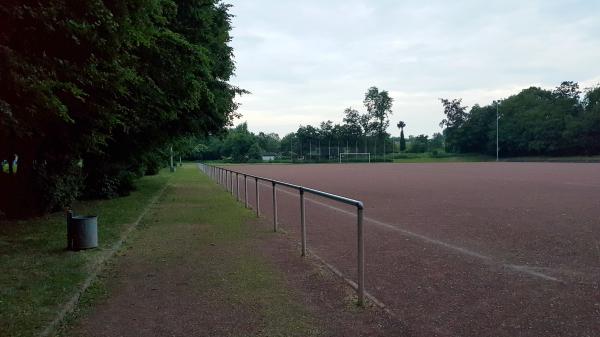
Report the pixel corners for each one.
[262,155,276,162]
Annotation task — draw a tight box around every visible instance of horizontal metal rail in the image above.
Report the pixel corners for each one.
[198,162,365,306]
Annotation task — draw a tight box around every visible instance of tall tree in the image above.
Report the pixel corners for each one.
[280,132,298,158]
[342,108,363,147]
[439,98,468,152]
[553,81,581,100]
[256,132,280,154]
[319,120,334,158]
[397,121,406,151]
[363,86,393,139]
[0,0,243,217]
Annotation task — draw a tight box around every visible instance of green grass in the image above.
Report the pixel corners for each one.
[209,153,600,164]
[58,164,320,336]
[0,171,170,337]
[501,155,600,163]
[159,166,320,335]
[206,153,495,164]
[392,153,494,163]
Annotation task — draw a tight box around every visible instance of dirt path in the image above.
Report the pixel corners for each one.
[62,165,404,337]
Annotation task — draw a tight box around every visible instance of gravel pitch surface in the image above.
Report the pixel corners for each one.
[222,162,600,337]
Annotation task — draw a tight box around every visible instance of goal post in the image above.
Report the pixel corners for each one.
[339,152,371,163]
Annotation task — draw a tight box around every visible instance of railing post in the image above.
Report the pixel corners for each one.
[300,188,306,257]
[244,175,248,208]
[272,182,278,232]
[357,206,365,306]
[230,171,234,195]
[236,173,240,201]
[255,177,260,217]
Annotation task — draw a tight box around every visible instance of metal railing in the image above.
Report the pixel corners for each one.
[198,163,366,306]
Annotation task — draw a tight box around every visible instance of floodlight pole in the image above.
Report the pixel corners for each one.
[496,101,499,162]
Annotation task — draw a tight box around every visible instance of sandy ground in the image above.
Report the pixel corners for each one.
[223,162,600,337]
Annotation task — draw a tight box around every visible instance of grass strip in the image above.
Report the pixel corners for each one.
[0,171,170,337]
[61,164,321,337]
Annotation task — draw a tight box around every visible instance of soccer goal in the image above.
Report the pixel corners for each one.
[339,152,371,163]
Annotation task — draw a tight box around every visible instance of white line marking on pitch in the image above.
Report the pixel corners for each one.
[258,181,562,283]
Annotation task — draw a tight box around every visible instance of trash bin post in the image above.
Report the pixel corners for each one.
[67,210,73,250]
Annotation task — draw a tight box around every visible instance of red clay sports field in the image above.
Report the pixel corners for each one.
[214,162,599,337]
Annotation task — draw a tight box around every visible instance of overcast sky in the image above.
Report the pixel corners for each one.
[226,0,600,137]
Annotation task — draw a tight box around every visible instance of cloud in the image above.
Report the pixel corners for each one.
[227,0,600,136]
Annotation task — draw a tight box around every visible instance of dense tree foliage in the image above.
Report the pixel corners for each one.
[0,0,242,218]
[408,135,429,153]
[363,87,393,138]
[440,82,600,156]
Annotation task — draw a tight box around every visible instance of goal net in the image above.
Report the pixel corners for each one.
[339,152,371,163]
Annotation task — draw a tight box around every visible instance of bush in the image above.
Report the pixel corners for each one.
[84,163,138,199]
[141,152,166,176]
[116,170,137,196]
[35,161,85,212]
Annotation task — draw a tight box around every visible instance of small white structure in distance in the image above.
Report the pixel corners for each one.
[262,155,276,162]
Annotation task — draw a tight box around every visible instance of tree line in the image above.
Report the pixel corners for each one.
[192,86,446,162]
[196,80,600,163]
[0,1,242,218]
[194,122,446,162]
[440,81,600,156]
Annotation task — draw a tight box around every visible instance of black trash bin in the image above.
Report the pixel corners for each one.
[67,211,98,250]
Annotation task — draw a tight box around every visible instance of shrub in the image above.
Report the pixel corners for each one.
[116,170,137,196]
[35,161,85,212]
[84,163,138,199]
[141,152,166,176]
